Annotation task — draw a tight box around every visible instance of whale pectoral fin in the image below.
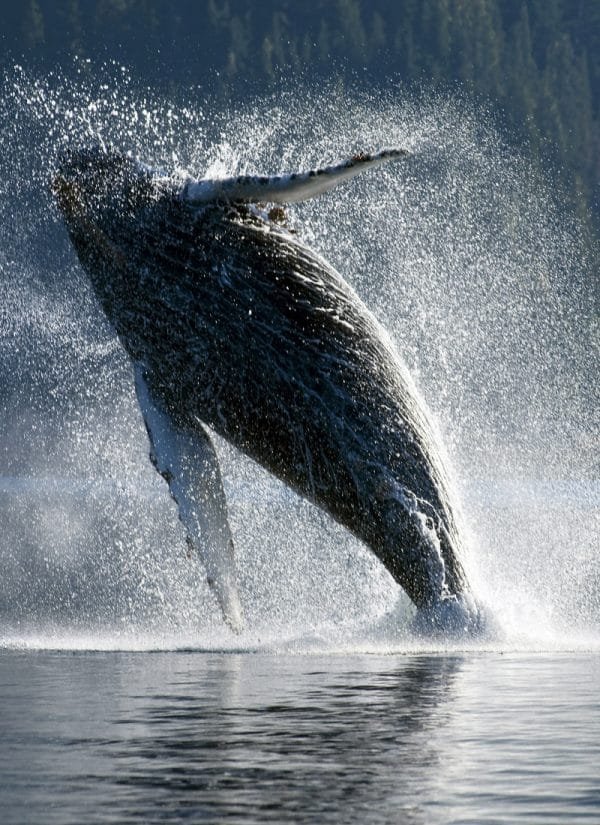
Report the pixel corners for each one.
[182,148,409,205]
[134,366,243,632]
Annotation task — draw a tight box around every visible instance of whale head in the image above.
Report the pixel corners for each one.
[53,143,160,240]
[52,143,166,320]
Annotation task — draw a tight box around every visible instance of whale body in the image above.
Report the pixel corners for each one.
[53,144,481,632]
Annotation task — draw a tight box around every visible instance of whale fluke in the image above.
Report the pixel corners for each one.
[181,148,409,205]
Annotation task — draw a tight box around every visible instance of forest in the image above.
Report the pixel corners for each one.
[2,0,599,228]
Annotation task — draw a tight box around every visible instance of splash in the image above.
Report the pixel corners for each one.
[0,63,597,652]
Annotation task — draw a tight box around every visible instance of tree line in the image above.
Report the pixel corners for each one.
[3,0,599,225]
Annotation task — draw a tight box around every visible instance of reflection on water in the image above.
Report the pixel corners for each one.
[109,655,456,822]
[1,651,598,824]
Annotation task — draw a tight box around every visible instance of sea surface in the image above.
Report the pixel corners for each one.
[1,648,599,824]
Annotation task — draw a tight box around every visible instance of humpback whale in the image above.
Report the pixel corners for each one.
[53,143,482,633]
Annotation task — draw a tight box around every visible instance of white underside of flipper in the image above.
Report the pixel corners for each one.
[181,148,409,205]
[134,365,243,632]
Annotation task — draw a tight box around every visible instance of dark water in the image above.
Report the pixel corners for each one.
[1,650,598,824]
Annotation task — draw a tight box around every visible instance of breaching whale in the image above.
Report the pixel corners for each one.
[53,143,482,633]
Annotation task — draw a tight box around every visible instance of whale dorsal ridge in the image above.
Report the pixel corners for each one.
[181,148,409,206]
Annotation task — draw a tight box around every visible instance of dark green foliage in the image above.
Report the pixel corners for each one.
[3,0,600,223]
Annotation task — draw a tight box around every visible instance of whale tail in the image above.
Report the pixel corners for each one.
[412,594,492,637]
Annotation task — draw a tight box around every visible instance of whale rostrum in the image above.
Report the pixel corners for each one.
[53,143,483,633]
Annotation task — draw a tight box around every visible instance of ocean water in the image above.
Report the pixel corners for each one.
[1,649,599,824]
[0,67,598,823]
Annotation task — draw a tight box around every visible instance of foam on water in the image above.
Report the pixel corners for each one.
[0,63,597,653]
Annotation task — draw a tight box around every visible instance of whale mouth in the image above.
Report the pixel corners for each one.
[52,173,86,221]
[52,143,111,221]
[52,169,128,272]
[52,171,101,237]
